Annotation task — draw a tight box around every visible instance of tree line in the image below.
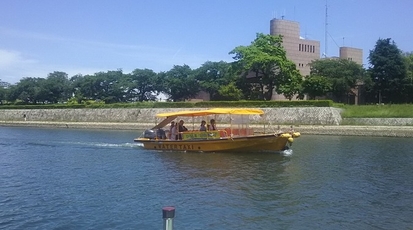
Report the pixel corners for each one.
[1,34,412,105]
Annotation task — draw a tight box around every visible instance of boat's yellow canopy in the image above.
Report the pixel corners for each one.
[156,108,264,117]
[151,108,264,130]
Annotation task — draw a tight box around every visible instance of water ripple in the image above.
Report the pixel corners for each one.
[1,128,413,229]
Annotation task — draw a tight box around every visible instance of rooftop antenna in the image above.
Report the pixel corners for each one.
[281,9,286,19]
[325,0,328,57]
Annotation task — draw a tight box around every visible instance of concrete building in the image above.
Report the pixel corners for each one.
[269,18,320,100]
[270,18,320,77]
[269,18,363,102]
[192,18,364,103]
[339,47,363,65]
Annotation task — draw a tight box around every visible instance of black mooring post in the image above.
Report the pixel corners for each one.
[162,206,175,230]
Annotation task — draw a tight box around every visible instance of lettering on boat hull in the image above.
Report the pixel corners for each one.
[153,143,198,151]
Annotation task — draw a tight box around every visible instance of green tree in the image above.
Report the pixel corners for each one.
[230,33,300,100]
[74,70,125,103]
[69,74,85,104]
[0,86,6,104]
[217,82,243,101]
[405,52,413,83]
[123,68,160,102]
[194,61,235,100]
[229,61,260,100]
[44,71,71,103]
[162,65,199,102]
[276,62,303,100]
[72,74,98,101]
[0,79,10,88]
[0,79,10,104]
[309,58,365,103]
[8,77,48,104]
[34,78,50,103]
[368,38,407,103]
[100,70,125,103]
[301,75,332,100]
[402,52,413,103]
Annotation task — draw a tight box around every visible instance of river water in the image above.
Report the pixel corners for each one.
[1,126,412,229]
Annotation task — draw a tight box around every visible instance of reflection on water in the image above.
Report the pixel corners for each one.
[152,150,297,229]
[1,127,413,229]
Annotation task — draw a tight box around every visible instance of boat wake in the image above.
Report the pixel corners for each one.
[93,142,142,148]
[61,141,143,149]
[281,148,293,156]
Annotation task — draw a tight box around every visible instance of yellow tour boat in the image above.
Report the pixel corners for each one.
[134,108,300,152]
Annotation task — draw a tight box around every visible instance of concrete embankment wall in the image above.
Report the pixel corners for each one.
[2,107,413,126]
[0,107,343,125]
[2,108,413,137]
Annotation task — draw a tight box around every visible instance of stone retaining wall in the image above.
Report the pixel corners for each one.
[0,107,342,125]
[1,108,412,126]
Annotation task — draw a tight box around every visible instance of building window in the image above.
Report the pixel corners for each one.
[299,44,301,51]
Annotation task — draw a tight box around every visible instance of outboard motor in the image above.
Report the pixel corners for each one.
[143,129,156,139]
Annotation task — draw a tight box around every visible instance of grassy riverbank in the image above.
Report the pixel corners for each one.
[338,104,413,118]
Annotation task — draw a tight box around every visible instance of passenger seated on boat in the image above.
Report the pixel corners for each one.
[208,119,217,131]
[199,120,207,131]
[178,120,188,140]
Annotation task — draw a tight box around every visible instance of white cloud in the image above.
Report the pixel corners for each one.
[0,28,232,84]
[0,49,36,69]
[0,49,40,83]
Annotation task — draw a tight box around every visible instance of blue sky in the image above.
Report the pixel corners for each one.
[1,0,412,84]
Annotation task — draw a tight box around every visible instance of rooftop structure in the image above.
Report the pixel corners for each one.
[339,47,363,65]
[269,18,363,101]
[270,18,320,77]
